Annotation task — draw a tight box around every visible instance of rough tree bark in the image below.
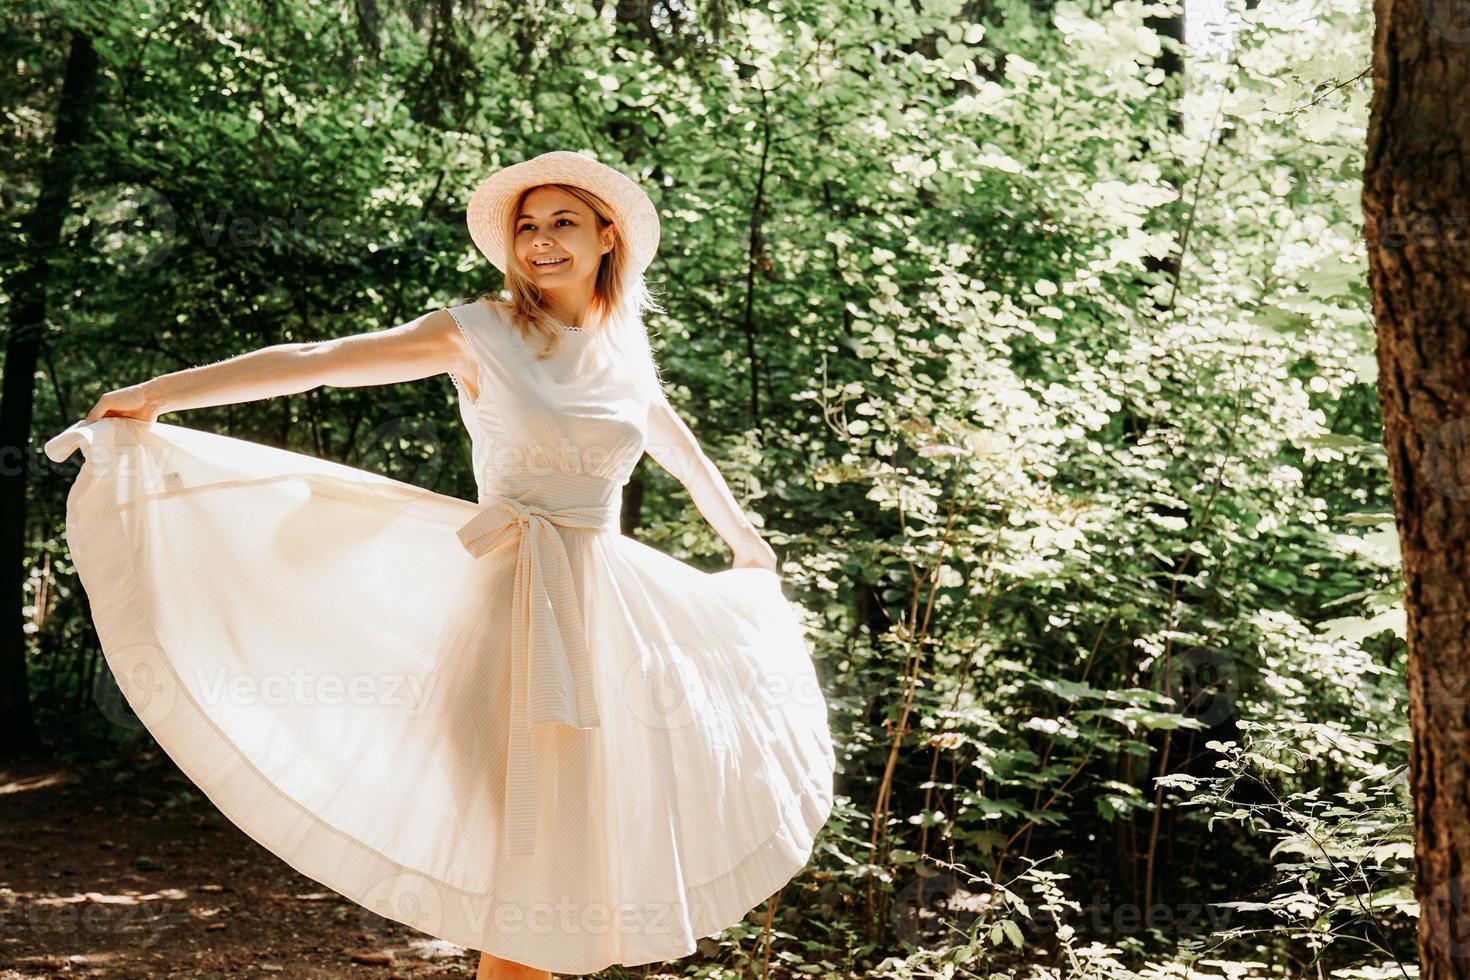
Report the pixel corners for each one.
[1361,0,1470,972]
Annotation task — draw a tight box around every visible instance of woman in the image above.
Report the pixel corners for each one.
[45,150,836,978]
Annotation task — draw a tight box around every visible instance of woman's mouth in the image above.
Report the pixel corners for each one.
[532,257,569,269]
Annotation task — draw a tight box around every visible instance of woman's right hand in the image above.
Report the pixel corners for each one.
[84,381,168,424]
[732,531,780,576]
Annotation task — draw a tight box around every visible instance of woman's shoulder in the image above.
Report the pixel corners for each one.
[446,298,509,336]
[449,298,522,365]
[468,298,520,335]
[448,296,506,320]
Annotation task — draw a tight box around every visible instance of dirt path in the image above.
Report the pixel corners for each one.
[0,754,648,979]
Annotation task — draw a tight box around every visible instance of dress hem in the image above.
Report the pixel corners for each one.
[65,443,835,975]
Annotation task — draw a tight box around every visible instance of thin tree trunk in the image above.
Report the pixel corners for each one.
[0,30,100,757]
[740,103,772,423]
[1362,0,1470,972]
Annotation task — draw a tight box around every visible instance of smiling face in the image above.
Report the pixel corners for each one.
[513,185,614,289]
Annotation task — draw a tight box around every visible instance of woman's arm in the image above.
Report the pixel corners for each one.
[645,394,779,572]
[84,309,474,423]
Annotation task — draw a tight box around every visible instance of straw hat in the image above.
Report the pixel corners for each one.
[466,150,661,277]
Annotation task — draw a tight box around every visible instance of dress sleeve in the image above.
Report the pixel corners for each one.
[445,304,488,405]
[644,393,764,554]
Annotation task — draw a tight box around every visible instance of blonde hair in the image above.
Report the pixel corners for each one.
[475,182,667,401]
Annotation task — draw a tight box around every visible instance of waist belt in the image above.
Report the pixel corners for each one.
[455,493,619,857]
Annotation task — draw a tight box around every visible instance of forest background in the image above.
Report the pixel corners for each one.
[2,0,1413,976]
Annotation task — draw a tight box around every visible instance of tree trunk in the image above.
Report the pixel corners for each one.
[0,30,99,757]
[1361,0,1470,972]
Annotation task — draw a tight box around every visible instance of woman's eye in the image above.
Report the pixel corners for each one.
[518,218,574,232]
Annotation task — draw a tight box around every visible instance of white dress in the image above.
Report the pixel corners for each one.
[43,298,836,975]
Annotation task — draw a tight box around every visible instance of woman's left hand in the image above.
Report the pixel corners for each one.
[84,380,168,424]
[732,531,779,575]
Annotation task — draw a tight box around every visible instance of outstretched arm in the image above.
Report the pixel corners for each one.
[644,393,779,571]
[83,309,474,423]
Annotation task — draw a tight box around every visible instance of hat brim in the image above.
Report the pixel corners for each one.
[467,150,661,278]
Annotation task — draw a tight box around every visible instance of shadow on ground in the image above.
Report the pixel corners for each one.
[0,755,479,979]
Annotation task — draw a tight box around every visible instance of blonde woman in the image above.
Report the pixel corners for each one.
[46,150,836,978]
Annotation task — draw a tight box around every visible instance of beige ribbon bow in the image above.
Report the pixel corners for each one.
[455,493,617,856]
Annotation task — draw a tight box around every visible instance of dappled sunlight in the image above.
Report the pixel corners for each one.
[0,771,78,795]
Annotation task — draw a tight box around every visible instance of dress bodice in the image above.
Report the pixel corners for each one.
[446,300,649,518]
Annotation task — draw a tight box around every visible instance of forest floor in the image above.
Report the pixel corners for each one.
[0,754,678,979]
